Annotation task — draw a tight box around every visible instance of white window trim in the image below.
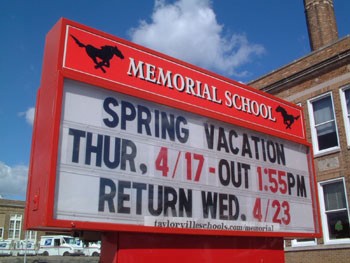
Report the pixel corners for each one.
[8,214,22,240]
[26,230,37,241]
[291,238,317,247]
[339,85,350,147]
[318,178,350,245]
[307,92,340,156]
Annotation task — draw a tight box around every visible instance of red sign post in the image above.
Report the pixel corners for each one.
[25,18,321,262]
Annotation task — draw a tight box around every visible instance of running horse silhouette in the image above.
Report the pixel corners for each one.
[70,35,124,73]
[276,105,300,129]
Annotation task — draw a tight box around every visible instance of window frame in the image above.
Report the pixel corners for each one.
[0,227,3,239]
[26,230,37,241]
[339,85,350,147]
[307,92,340,156]
[291,238,317,247]
[318,178,350,245]
[8,214,22,240]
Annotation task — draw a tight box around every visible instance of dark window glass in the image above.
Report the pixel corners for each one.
[323,181,350,240]
[312,96,338,150]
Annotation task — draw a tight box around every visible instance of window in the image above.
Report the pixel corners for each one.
[26,230,37,241]
[44,239,52,246]
[0,227,3,239]
[318,178,350,244]
[54,238,61,246]
[340,86,350,147]
[291,238,316,247]
[8,214,22,240]
[308,93,339,155]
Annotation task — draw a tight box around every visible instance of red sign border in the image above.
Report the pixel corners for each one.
[25,18,322,239]
[63,25,306,142]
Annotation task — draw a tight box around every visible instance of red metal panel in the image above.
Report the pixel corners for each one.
[25,19,66,229]
[63,25,306,143]
[100,232,284,263]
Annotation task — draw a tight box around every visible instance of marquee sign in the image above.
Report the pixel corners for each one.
[64,26,306,142]
[25,18,321,238]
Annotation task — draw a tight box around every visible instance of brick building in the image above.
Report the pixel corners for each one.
[0,198,38,241]
[249,0,350,262]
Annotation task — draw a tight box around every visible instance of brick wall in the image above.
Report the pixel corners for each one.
[0,199,25,240]
[285,248,350,263]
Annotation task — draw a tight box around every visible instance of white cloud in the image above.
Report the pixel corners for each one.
[0,162,28,200]
[129,0,265,77]
[19,107,35,126]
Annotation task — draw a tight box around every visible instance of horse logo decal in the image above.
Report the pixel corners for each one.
[276,105,300,129]
[70,35,124,73]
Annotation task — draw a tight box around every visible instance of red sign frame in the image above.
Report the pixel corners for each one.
[25,18,321,238]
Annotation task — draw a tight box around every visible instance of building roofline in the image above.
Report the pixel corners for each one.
[0,199,25,208]
[249,35,350,92]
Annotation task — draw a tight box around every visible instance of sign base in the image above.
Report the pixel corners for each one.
[100,232,284,263]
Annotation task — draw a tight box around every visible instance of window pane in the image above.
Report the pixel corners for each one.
[345,89,350,113]
[296,238,316,242]
[316,121,338,150]
[28,231,37,240]
[313,96,334,124]
[311,95,339,151]
[345,89,350,131]
[326,210,350,239]
[8,214,22,240]
[323,181,346,210]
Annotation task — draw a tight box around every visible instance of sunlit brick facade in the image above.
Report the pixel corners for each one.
[0,199,32,241]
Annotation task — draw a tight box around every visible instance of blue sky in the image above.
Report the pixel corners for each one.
[1,0,349,200]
